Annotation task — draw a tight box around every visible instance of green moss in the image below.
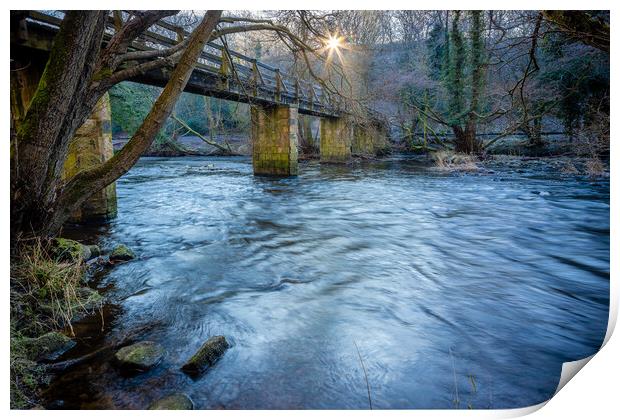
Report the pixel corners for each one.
[181,336,229,375]
[10,327,49,409]
[20,332,75,361]
[11,260,100,408]
[52,238,90,262]
[110,244,136,261]
[114,341,166,371]
[92,67,113,81]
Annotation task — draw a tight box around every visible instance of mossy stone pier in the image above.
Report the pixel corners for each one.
[320,117,353,163]
[352,120,390,157]
[10,52,117,223]
[62,94,117,223]
[251,105,299,176]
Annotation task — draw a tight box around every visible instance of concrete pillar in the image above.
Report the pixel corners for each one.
[251,104,299,176]
[62,93,117,222]
[320,117,352,163]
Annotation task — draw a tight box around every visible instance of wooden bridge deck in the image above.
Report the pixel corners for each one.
[10,11,341,118]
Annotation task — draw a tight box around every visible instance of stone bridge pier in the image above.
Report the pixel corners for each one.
[10,58,117,223]
[320,117,352,163]
[251,106,357,175]
[251,104,299,176]
[62,94,117,222]
[251,108,389,175]
[352,120,389,156]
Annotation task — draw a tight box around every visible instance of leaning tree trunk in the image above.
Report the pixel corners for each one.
[11,10,179,239]
[11,11,108,239]
[49,11,223,235]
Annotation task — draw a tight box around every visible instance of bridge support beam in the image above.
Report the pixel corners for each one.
[320,117,352,163]
[62,93,118,223]
[251,104,299,176]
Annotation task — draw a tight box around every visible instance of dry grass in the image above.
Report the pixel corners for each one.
[432,151,480,172]
[353,340,373,409]
[585,157,607,177]
[559,157,608,177]
[560,161,579,174]
[12,239,91,335]
[10,238,102,408]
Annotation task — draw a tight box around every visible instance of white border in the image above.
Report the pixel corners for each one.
[3,1,617,418]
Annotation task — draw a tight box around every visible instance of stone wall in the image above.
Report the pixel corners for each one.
[320,117,352,163]
[62,94,117,222]
[251,105,299,176]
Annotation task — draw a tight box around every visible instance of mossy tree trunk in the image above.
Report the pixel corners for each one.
[11,11,107,239]
[445,10,484,154]
[11,10,222,238]
[461,10,484,154]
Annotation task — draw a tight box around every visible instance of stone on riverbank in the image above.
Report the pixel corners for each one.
[181,336,229,375]
[22,332,75,362]
[114,341,165,371]
[109,244,136,262]
[148,393,194,410]
[52,238,92,262]
[88,245,101,258]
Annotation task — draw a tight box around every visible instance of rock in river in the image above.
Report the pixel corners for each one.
[114,341,165,371]
[181,335,229,375]
[109,244,136,262]
[148,393,194,410]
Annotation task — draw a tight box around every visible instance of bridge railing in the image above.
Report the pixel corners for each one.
[25,10,339,115]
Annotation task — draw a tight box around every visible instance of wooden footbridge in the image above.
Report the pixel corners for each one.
[12,11,340,116]
[11,10,387,190]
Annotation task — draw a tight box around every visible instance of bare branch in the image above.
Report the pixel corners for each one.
[116,37,189,63]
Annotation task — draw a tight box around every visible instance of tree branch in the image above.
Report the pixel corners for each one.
[106,50,184,85]
[103,11,179,68]
[542,11,609,53]
[170,114,234,154]
[116,37,189,63]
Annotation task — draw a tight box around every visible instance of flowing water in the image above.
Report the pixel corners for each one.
[45,156,609,409]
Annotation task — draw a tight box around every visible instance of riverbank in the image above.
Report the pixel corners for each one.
[9,239,135,409]
[431,152,610,178]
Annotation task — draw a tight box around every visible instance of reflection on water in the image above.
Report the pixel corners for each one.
[48,156,609,409]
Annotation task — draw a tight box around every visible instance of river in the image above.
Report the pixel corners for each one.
[45,155,609,409]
